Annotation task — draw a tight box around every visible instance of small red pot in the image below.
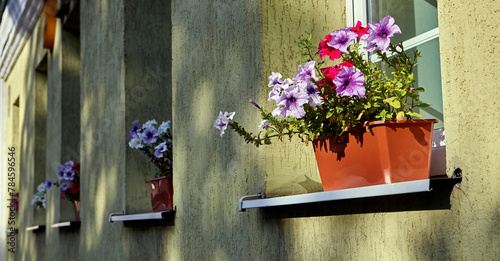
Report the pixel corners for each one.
[313,119,437,191]
[145,175,174,212]
[72,200,80,221]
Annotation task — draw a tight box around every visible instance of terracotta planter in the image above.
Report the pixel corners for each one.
[146,176,174,212]
[313,119,437,191]
[43,16,56,50]
[72,200,80,221]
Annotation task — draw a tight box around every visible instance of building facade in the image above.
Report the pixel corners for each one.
[1,0,500,260]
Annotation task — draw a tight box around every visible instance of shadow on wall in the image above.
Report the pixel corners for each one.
[18,10,46,261]
[171,0,277,260]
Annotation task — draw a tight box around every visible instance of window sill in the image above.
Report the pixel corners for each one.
[109,209,176,226]
[50,221,80,229]
[26,225,45,232]
[239,175,462,212]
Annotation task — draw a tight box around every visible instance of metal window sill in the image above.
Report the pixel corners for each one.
[239,176,462,212]
[50,221,80,229]
[26,225,45,232]
[109,209,176,223]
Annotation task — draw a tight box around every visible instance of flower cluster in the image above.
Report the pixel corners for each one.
[52,161,80,201]
[214,16,428,146]
[41,161,81,204]
[32,183,47,209]
[128,119,173,178]
[32,160,81,209]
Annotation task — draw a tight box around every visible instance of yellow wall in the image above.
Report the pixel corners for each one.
[2,0,500,260]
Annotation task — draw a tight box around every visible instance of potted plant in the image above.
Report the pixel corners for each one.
[214,16,437,191]
[33,161,81,220]
[128,119,173,212]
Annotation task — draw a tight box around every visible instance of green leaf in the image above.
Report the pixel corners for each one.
[326,110,334,119]
[408,73,414,82]
[384,97,401,109]
[414,102,431,108]
[407,112,424,118]
[414,87,425,92]
[384,97,397,103]
[396,111,405,120]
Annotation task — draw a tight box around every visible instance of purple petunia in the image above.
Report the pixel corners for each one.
[328,28,358,54]
[63,168,76,181]
[268,83,285,102]
[141,127,159,144]
[213,111,235,137]
[363,16,401,51]
[64,160,74,168]
[333,67,366,98]
[45,179,53,191]
[276,84,309,119]
[154,142,168,158]
[57,165,65,180]
[268,72,283,87]
[293,61,318,82]
[129,120,142,138]
[302,81,323,107]
[59,182,71,191]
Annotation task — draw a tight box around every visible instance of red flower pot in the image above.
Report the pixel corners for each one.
[313,119,437,191]
[145,176,174,212]
[72,200,80,221]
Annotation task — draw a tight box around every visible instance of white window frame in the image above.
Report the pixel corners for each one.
[347,0,440,61]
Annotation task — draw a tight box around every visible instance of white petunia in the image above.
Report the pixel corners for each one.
[142,119,158,129]
[258,120,270,130]
[129,138,144,149]
[158,121,171,134]
[37,182,46,192]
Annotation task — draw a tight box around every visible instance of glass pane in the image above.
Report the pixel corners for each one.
[367,0,438,43]
[409,38,443,129]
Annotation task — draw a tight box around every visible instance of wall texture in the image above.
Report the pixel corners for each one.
[262,0,346,197]
[80,0,126,260]
[439,0,500,259]
[2,0,500,260]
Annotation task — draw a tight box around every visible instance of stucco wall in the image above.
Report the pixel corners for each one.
[80,0,174,260]
[439,0,500,259]
[3,0,500,260]
[171,1,275,259]
[4,14,48,260]
[80,0,126,260]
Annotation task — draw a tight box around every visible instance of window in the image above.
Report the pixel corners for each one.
[347,0,443,129]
